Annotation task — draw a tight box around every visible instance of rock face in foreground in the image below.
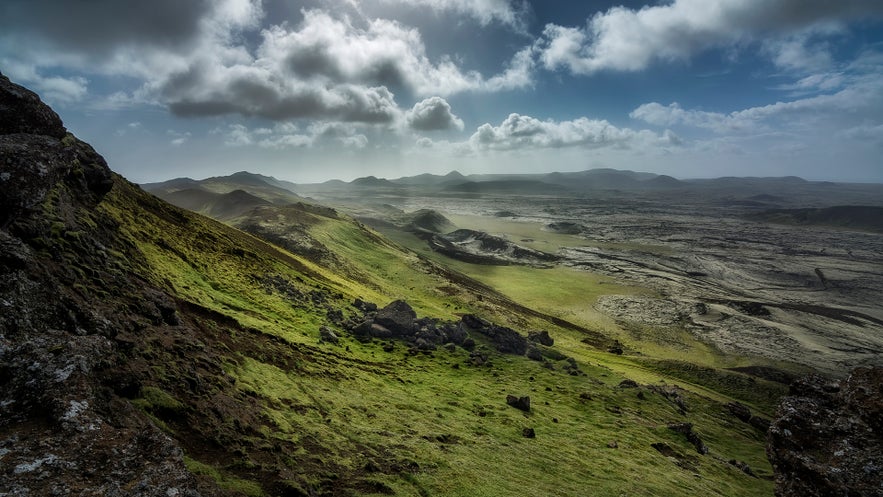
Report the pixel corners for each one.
[767,367,883,497]
[0,72,200,496]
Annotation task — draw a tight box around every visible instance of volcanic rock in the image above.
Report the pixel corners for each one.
[767,367,883,497]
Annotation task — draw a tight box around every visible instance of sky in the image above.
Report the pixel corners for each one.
[2,0,882,184]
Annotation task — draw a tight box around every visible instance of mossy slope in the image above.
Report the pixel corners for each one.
[91,178,778,496]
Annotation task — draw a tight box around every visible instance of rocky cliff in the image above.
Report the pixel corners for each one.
[0,72,201,495]
[767,366,883,497]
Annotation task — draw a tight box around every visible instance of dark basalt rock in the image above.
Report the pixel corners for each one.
[618,379,639,388]
[0,73,113,228]
[0,75,200,496]
[667,422,708,455]
[0,72,66,138]
[460,314,527,355]
[767,367,883,497]
[374,300,417,337]
[506,395,531,412]
[726,401,752,423]
[527,330,554,346]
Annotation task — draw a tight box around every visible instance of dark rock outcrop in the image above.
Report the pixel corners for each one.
[527,330,554,346]
[506,395,531,412]
[0,75,112,228]
[460,314,528,355]
[767,367,883,497]
[374,299,417,336]
[667,422,709,455]
[0,74,200,495]
[0,73,66,138]
[726,401,752,422]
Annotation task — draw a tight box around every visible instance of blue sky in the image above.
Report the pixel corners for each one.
[2,0,882,183]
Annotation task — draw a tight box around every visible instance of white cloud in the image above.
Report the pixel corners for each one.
[466,113,677,151]
[167,130,192,146]
[406,97,464,131]
[377,0,529,29]
[257,10,531,97]
[219,121,370,149]
[538,0,883,75]
[1,59,88,103]
[632,62,883,134]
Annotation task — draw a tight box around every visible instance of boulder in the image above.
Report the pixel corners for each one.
[319,326,339,344]
[667,422,708,455]
[374,300,416,336]
[506,395,531,412]
[618,379,639,388]
[460,315,527,355]
[522,427,536,438]
[527,330,554,346]
[525,346,543,362]
[726,401,752,422]
[767,367,883,497]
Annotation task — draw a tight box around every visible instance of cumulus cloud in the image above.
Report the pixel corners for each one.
[377,0,529,29]
[2,3,532,123]
[220,121,369,149]
[467,113,677,151]
[631,59,883,134]
[406,97,464,131]
[538,0,883,74]
[258,10,532,96]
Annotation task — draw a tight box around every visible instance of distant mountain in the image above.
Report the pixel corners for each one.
[390,170,467,186]
[543,169,682,190]
[444,180,570,194]
[164,188,271,221]
[143,171,302,206]
[350,175,399,188]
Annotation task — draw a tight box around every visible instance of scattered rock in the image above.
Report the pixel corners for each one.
[460,314,527,355]
[667,422,709,455]
[352,298,378,313]
[607,441,618,449]
[728,459,756,478]
[618,379,639,388]
[767,367,883,497]
[522,427,536,438]
[506,395,531,412]
[374,300,416,336]
[525,346,543,362]
[748,415,770,432]
[527,330,554,346]
[319,326,339,344]
[726,402,752,423]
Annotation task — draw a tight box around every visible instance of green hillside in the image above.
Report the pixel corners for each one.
[1,74,777,496]
[97,178,776,495]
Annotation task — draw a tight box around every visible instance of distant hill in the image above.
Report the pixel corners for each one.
[350,175,399,188]
[143,171,302,206]
[164,188,271,221]
[444,180,570,194]
[747,206,883,233]
[403,209,455,233]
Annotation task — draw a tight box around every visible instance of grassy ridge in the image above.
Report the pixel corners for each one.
[97,178,775,495]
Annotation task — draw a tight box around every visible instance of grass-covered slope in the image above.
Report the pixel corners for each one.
[94,178,779,496]
[2,75,777,496]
